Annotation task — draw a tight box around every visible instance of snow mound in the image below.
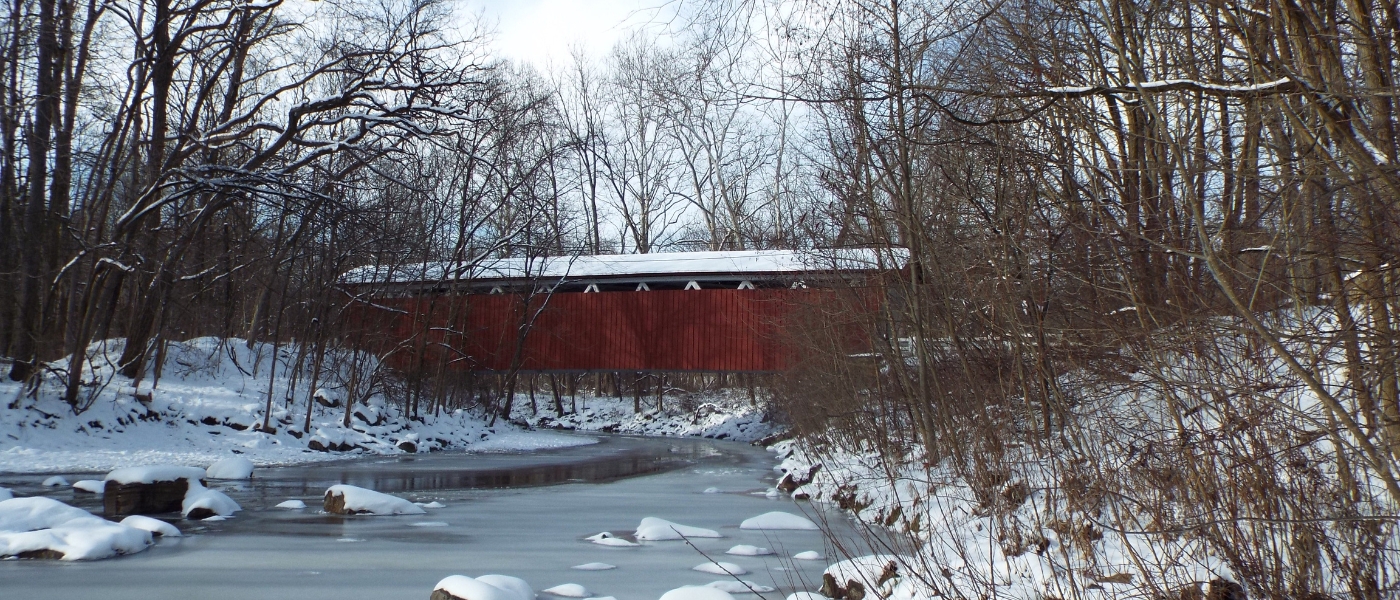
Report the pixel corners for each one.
[419,501,446,508]
[182,481,241,518]
[739,511,817,530]
[0,497,152,560]
[435,575,531,600]
[276,500,306,509]
[104,465,206,485]
[205,456,254,479]
[477,574,535,600]
[410,521,449,527]
[571,562,616,570]
[787,593,826,600]
[41,476,69,487]
[693,561,748,575]
[726,544,773,556]
[119,515,181,537]
[706,581,775,594]
[592,537,638,547]
[703,487,720,494]
[324,484,425,515]
[659,586,736,600]
[585,531,615,541]
[72,480,104,494]
[792,551,824,560]
[202,515,226,522]
[542,583,591,597]
[0,488,11,500]
[635,517,720,540]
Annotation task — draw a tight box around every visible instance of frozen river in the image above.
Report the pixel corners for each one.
[0,435,868,600]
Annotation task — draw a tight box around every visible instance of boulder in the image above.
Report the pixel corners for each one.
[103,479,189,517]
[398,440,418,453]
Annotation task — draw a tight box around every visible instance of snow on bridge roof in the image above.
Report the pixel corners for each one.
[342,248,907,285]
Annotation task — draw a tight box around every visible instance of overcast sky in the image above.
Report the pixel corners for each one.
[467,0,675,70]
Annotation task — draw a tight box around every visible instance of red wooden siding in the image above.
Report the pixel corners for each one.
[344,289,842,373]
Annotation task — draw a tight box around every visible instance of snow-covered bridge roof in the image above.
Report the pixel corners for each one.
[342,248,907,286]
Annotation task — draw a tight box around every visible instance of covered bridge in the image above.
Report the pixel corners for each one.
[340,249,903,374]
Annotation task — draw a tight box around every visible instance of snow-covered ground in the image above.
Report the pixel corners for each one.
[509,390,779,443]
[0,338,591,474]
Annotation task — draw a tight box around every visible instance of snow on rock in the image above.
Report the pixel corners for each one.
[41,476,69,487]
[635,517,720,540]
[276,499,306,509]
[792,551,824,560]
[434,575,529,600]
[104,465,206,485]
[739,511,817,530]
[542,583,591,597]
[659,586,736,600]
[205,456,254,479]
[0,497,152,560]
[725,544,773,556]
[182,481,240,518]
[323,484,425,515]
[476,574,535,600]
[592,537,639,547]
[571,562,616,570]
[823,555,916,597]
[72,480,104,494]
[705,581,775,594]
[119,515,181,537]
[693,561,748,576]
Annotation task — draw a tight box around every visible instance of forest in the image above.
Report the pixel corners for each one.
[2,0,1398,596]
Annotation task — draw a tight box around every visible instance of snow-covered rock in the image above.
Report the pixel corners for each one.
[592,536,638,547]
[275,499,306,509]
[792,551,824,560]
[0,497,152,560]
[476,574,534,600]
[434,575,529,600]
[659,586,736,600]
[323,484,425,515]
[693,561,747,576]
[41,476,69,487]
[182,481,240,519]
[635,517,720,540]
[72,480,104,494]
[571,562,616,570]
[542,583,590,597]
[703,487,720,494]
[119,515,181,537]
[104,465,206,484]
[726,544,773,556]
[205,456,254,479]
[739,511,817,530]
[706,581,775,594]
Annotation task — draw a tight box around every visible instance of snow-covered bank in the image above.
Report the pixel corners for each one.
[510,390,779,443]
[0,338,590,474]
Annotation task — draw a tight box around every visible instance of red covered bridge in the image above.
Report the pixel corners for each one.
[340,249,903,374]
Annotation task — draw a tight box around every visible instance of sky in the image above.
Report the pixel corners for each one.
[466,0,676,70]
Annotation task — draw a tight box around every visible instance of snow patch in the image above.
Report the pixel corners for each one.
[275,500,306,509]
[571,562,616,570]
[792,551,824,560]
[705,581,775,594]
[739,511,817,530]
[635,517,720,540]
[693,561,747,575]
[542,583,590,597]
[659,586,736,600]
[725,544,773,556]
